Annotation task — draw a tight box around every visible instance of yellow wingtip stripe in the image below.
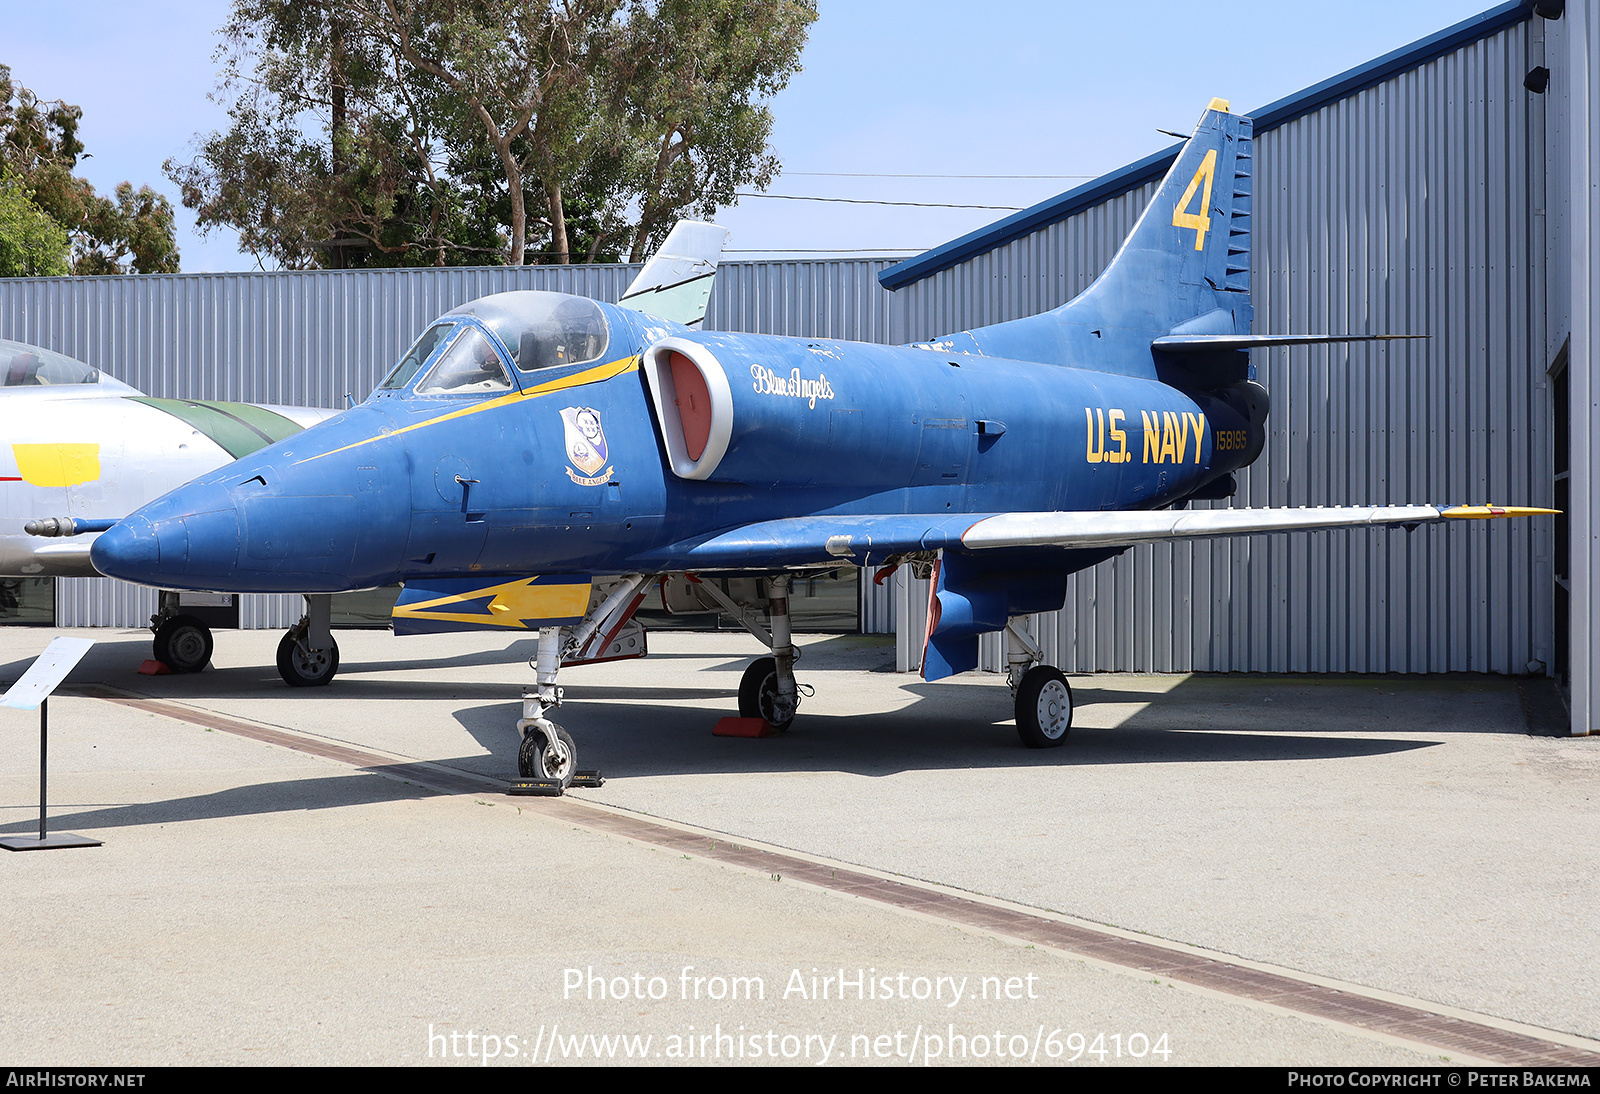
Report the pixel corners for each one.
[1440,505,1561,519]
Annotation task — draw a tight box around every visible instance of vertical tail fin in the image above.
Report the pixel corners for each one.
[1072,98,1253,338]
[618,220,731,329]
[956,101,1254,373]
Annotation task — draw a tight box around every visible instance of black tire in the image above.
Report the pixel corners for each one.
[276,630,340,687]
[1015,665,1072,748]
[153,615,213,673]
[737,656,794,731]
[519,723,576,787]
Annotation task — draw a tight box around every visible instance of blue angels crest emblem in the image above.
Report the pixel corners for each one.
[560,406,612,485]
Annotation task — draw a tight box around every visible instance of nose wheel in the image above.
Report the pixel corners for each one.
[518,722,576,787]
[738,656,798,732]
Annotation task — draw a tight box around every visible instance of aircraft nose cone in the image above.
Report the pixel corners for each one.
[89,516,161,579]
[89,485,241,588]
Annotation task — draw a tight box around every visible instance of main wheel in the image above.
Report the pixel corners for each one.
[737,656,795,731]
[153,615,213,673]
[276,631,340,687]
[518,723,576,787]
[1015,665,1072,748]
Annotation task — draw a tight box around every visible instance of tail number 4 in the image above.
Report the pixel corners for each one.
[1171,149,1217,251]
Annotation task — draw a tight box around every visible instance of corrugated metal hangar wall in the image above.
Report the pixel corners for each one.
[885,1,1575,683]
[1553,0,1600,735]
[0,2,1589,729]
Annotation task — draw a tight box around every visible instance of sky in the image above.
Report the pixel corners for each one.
[3,0,1500,271]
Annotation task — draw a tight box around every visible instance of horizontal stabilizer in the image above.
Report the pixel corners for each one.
[1152,334,1427,352]
[27,541,97,577]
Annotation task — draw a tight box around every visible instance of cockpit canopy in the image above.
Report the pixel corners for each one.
[447,292,609,373]
[1,339,104,387]
[376,291,613,397]
[377,320,509,396]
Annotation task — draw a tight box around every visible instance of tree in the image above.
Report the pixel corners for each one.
[169,0,816,268]
[166,4,486,269]
[612,0,813,263]
[0,64,180,275]
[0,166,69,277]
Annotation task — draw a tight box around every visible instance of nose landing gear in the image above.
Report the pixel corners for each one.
[518,720,576,785]
[507,578,651,794]
[733,574,803,731]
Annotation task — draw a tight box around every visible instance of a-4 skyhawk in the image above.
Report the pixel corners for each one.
[88,101,1553,787]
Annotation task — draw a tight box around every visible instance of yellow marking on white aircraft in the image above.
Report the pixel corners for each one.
[11,443,100,487]
[1440,505,1560,519]
[299,355,639,465]
[392,576,593,629]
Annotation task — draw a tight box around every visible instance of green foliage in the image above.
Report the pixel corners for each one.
[167,4,492,269]
[0,63,181,275]
[168,0,816,268]
[612,0,815,262]
[0,167,69,277]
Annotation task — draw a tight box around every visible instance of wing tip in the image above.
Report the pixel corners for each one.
[1440,505,1560,520]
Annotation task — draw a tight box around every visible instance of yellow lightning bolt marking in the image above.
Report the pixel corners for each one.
[391,577,593,629]
[297,354,639,465]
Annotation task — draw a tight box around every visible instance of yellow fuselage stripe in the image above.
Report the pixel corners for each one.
[298,355,638,465]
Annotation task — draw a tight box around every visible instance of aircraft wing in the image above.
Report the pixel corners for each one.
[633,505,1554,571]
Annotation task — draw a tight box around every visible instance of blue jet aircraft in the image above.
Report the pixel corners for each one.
[89,102,1552,787]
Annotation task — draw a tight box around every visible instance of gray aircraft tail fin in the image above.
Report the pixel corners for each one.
[619,221,731,328]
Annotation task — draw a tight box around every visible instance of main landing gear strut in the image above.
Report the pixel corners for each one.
[687,573,809,733]
[277,594,340,687]
[1006,616,1072,748]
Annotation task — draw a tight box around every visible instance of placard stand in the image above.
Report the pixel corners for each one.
[1,637,100,851]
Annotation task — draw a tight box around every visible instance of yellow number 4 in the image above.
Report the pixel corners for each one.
[1171,149,1217,251]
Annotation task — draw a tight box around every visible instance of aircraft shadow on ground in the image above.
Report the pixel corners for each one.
[7,633,1529,783]
[0,631,883,692]
[447,677,1444,782]
[5,633,884,705]
[0,770,433,836]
